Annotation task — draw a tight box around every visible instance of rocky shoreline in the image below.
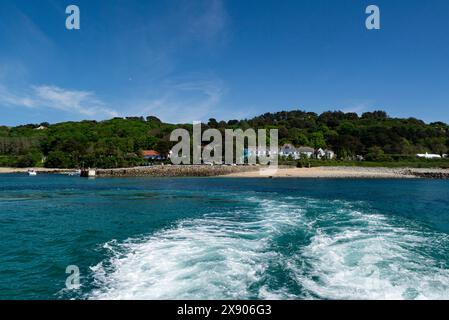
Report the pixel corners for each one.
[401,168,449,179]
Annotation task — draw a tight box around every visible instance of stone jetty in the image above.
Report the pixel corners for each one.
[95,165,260,177]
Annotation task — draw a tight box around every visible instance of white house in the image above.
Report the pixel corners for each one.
[325,149,335,160]
[267,148,278,156]
[279,144,299,159]
[416,152,442,159]
[316,148,326,159]
[316,148,336,160]
[247,146,277,158]
[297,146,315,159]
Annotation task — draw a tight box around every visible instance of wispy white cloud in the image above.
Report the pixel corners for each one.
[186,0,230,43]
[0,85,35,108]
[133,77,226,123]
[133,0,230,67]
[0,75,230,123]
[342,100,376,114]
[0,76,229,123]
[0,84,119,118]
[33,85,118,117]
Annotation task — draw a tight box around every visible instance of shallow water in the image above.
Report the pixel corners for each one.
[1,174,449,299]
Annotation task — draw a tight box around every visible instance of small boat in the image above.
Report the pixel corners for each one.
[67,170,81,176]
[27,169,37,176]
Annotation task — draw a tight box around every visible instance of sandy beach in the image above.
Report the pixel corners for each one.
[0,167,72,174]
[222,166,423,178]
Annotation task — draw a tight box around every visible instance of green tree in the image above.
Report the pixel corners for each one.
[309,132,326,148]
[208,118,218,128]
[15,153,38,168]
[365,146,391,161]
[45,151,71,168]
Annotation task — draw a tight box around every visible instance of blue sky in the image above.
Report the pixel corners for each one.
[1,0,449,125]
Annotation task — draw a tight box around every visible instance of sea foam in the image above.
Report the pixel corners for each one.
[289,201,449,300]
[88,195,449,300]
[88,197,304,299]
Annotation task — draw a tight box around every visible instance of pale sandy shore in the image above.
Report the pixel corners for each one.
[0,167,71,174]
[222,167,420,178]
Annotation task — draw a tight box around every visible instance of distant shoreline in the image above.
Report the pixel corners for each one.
[1,166,449,179]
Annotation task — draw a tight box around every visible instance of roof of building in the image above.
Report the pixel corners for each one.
[142,150,160,157]
[297,146,315,153]
[280,144,297,153]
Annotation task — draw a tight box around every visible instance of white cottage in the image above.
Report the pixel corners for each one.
[279,144,299,159]
[316,148,335,160]
[297,146,315,159]
[325,149,335,160]
[416,152,442,159]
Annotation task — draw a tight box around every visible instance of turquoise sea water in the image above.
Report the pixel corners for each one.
[1,174,449,300]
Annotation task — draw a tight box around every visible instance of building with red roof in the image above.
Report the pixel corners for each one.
[142,150,164,160]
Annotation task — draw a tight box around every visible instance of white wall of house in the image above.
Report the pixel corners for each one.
[299,152,313,159]
[325,150,335,160]
[417,152,442,159]
[279,145,335,160]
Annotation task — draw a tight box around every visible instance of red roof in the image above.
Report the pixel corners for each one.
[142,150,160,156]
